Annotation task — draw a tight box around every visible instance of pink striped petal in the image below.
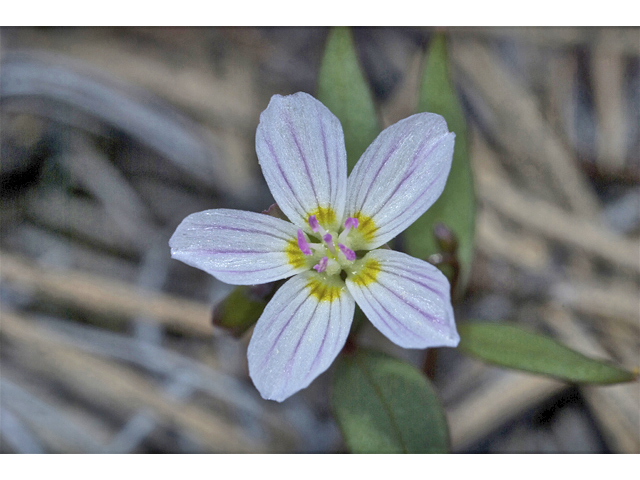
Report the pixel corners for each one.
[256,92,347,232]
[248,271,354,402]
[169,209,309,285]
[345,249,458,349]
[346,113,455,250]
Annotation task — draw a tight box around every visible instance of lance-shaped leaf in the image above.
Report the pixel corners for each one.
[403,33,475,296]
[332,349,449,453]
[458,322,637,384]
[317,27,380,173]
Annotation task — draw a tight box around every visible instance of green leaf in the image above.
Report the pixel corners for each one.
[317,27,380,173]
[332,349,449,453]
[212,285,271,337]
[458,322,637,384]
[403,33,475,296]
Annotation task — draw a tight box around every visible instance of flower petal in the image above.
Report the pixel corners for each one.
[256,92,348,231]
[169,209,310,285]
[346,113,455,249]
[345,249,458,349]
[248,270,354,402]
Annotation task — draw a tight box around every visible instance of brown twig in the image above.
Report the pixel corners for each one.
[0,250,215,337]
[0,307,270,452]
[452,39,601,218]
[472,132,640,275]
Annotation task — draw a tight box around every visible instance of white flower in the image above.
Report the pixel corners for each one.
[170,92,459,402]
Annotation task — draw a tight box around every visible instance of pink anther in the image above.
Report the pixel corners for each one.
[308,215,320,232]
[313,256,329,273]
[297,229,312,256]
[344,217,359,230]
[338,243,356,262]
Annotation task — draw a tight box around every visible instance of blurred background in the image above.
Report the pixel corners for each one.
[0,27,638,453]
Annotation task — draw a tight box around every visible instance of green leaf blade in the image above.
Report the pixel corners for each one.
[317,27,380,173]
[332,349,449,453]
[211,285,270,337]
[458,322,637,384]
[404,33,476,295]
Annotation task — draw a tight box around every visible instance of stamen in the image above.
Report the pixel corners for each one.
[308,215,320,232]
[309,214,331,240]
[338,243,356,262]
[339,217,359,243]
[323,233,336,255]
[344,217,359,231]
[313,256,329,273]
[297,229,312,256]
